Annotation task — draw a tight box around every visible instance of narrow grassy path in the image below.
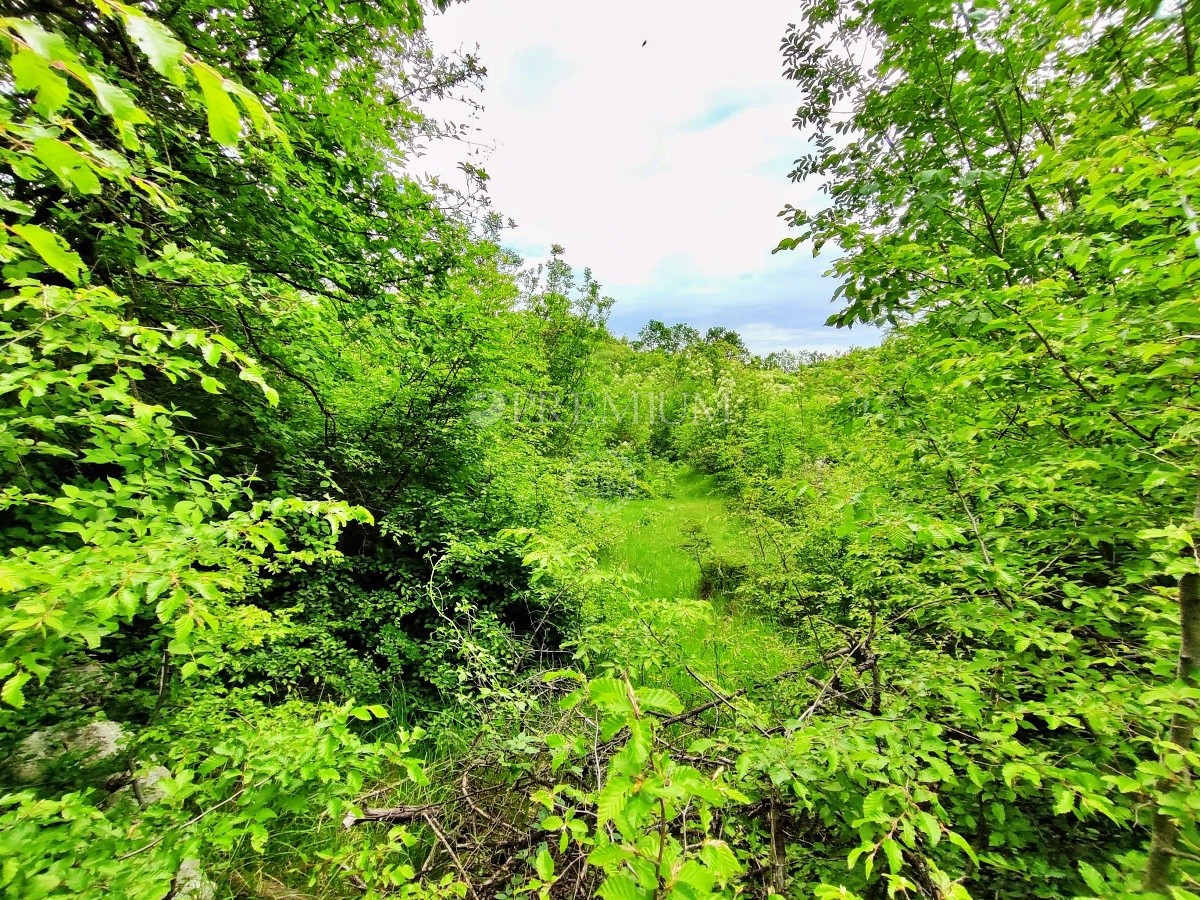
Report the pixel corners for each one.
[597,465,800,696]
[604,467,742,600]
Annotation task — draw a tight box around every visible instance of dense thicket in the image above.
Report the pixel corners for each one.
[0,0,1197,899]
[0,1,610,893]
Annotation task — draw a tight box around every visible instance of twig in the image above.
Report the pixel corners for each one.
[682,664,770,737]
[119,777,271,860]
[423,810,479,900]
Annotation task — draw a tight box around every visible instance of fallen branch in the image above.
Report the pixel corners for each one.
[342,803,440,828]
[683,664,771,737]
[424,810,479,900]
[462,766,523,836]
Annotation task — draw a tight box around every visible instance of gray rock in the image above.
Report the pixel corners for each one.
[173,858,216,900]
[7,719,125,784]
[134,765,172,805]
[8,730,55,784]
[72,720,123,758]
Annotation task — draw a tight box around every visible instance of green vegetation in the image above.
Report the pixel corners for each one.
[1,0,1199,899]
[594,465,800,707]
[601,467,742,601]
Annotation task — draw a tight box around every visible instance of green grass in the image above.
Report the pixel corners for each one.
[596,465,801,698]
[601,467,742,602]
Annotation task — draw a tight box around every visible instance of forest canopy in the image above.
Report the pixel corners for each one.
[0,1,1197,899]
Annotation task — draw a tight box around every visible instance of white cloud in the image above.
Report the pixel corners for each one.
[736,323,872,356]
[502,45,577,108]
[422,0,877,352]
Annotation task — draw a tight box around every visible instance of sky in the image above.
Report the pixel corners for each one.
[420,0,878,356]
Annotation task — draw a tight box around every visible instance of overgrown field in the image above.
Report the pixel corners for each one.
[1,0,1198,898]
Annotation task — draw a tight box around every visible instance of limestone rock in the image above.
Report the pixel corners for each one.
[7,719,125,784]
[134,765,172,804]
[174,858,216,900]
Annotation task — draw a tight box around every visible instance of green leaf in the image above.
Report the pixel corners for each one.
[596,873,649,900]
[122,12,186,84]
[32,138,101,194]
[238,367,280,405]
[534,845,555,881]
[860,789,890,823]
[636,686,683,716]
[881,837,903,874]
[227,81,276,137]
[588,676,631,714]
[699,839,742,881]
[202,342,222,366]
[90,77,150,126]
[944,829,978,866]
[10,49,70,114]
[1052,787,1075,815]
[915,811,941,847]
[595,777,632,829]
[1079,861,1106,894]
[10,224,84,283]
[675,860,717,894]
[12,21,73,61]
[588,844,633,867]
[191,63,242,147]
[1,671,31,709]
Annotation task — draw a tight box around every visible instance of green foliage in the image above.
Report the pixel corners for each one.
[761,0,1200,892]
[3,0,1197,895]
[576,674,747,900]
[0,695,426,898]
[0,0,590,894]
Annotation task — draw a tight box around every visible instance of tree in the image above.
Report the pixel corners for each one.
[778,0,1200,892]
[0,2,586,893]
[635,320,701,353]
[761,349,831,372]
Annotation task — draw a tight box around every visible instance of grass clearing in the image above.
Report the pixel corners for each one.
[595,466,801,700]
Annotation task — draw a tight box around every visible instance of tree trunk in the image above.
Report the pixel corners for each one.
[1143,490,1200,893]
